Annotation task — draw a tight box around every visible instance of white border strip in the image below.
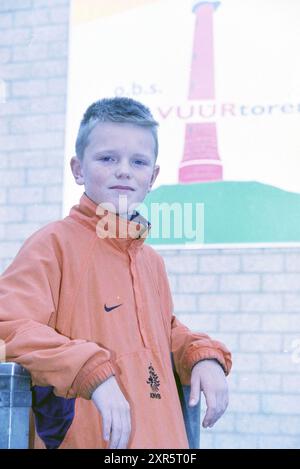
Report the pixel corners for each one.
[179,159,222,168]
[151,242,300,250]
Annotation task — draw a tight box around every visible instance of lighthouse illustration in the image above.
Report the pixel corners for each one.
[178,0,223,183]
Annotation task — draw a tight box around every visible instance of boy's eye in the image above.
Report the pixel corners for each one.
[99,156,114,162]
[133,159,147,166]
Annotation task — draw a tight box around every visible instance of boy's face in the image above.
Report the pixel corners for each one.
[71,122,160,216]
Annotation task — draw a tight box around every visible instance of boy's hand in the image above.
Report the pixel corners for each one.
[91,376,131,449]
[189,359,229,428]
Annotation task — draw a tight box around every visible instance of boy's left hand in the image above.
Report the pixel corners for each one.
[189,359,229,428]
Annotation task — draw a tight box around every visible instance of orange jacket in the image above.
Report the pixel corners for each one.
[0,193,232,449]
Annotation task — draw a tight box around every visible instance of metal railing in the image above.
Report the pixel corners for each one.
[0,362,200,449]
[0,362,32,449]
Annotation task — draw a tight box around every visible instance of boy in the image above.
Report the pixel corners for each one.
[0,97,232,449]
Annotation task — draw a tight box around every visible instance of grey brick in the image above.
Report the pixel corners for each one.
[0,241,21,258]
[33,0,69,6]
[1,62,32,80]
[12,43,48,62]
[47,114,66,130]
[167,274,177,292]
[0,188,7,204]
[48,40,68,58]
[8,150,53,168]
[0,154,8,168]
[258,435,300,449]
[164,255,198,273]
[0,120,9,135]
[285,253,300,272]
[0,133,64,151]
[0,96,64,116]
[228,393,260,413]
[220,274,260,292]
[219,313,260,332]
[0,223,5,240]
[197,433,213,449]
[239,333,282,352]
[208,333,239,352]
[261,353,300,373]
[282,374,300,393]
[0,12,12,28]
[284,293,300,312]
[29,96,66,113]
[0,28,32,46]
[0,169,25,186]
[0,47,11,64]
[242,254,283,272]
[198,294,239,313]
[4,223,40,241]
[47,77,67,95]
[23,150,63,168]
[282,333,300,351]
[238,373,281,392]
[8,187,43,204]
[27,168,63,185]
[198,254,240,273]
[44,185,63,203]
[230,353,260,372]
[262,274,300,292]
[209,414,235,433]
[11,80,47,97]
[14,8,49,27]
[0,206,24,222]
[0,98,28,116]
[215,433,258,449]
[262,314,300,332]
[227,372,238,391]
[178,274,218,293]
[25,204,61,222]
[241,293,283,313]
[49,6,70,23]
[262,394,300,414]
[30,60,67,78]
[236,415,280,434]
[280,416,300,435]
[0,0,32,11]
[172,294,197,313]
[177,313,218,332]
[32,25,68,42]
[10,115,48,133]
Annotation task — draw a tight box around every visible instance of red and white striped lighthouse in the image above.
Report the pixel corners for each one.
[179,0,223,183]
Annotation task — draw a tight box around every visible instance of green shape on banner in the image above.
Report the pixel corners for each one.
[139,181,300,246]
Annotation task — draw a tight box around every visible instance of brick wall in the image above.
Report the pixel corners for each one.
[160,247,300,449]
[0,0,70,272]
[1,1,300,450]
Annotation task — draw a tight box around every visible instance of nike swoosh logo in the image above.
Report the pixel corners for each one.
[104,303,123,312]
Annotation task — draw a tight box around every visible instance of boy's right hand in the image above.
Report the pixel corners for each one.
[91,376,131,449]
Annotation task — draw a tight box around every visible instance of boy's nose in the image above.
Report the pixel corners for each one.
[115,162,131,179]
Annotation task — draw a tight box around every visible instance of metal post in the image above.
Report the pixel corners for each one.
[0,362,32,449]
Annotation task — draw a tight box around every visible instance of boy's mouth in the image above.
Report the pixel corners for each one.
[109,185,135,191]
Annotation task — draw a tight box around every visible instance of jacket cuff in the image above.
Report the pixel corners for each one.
[185,344,231,376]
[70,352,116,399]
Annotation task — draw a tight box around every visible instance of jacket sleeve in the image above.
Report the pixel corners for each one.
[0,230,115,400]
[156,254,232,386]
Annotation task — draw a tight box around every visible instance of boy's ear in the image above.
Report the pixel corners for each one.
[70,156,85,186]
[148,164,160,192]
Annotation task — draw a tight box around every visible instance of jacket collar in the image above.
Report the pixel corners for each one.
[69,192,151,251]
